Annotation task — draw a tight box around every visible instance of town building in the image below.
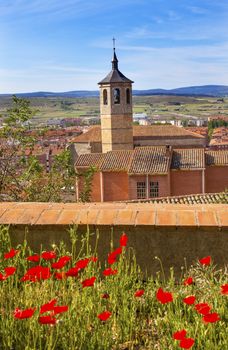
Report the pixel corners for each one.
[209,127,228,150]
[75,147,228,201]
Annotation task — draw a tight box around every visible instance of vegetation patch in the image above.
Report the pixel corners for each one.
[0,226,227,349]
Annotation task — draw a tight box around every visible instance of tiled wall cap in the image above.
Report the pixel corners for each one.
[0,202,227,227]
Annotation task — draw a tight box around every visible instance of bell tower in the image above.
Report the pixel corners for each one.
[98,40,134,153]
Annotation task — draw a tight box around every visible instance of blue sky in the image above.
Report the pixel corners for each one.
[0,0,227,93]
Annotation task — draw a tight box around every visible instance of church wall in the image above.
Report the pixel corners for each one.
[205,166,228,193]
[171,170,203,196]
[103,172,129,201]
[133,138,206,148]
[128,174,170,200]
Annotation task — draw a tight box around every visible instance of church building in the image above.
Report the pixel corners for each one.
[75,47,228,202]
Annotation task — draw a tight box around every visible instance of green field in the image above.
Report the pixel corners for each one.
[0,95,228,125]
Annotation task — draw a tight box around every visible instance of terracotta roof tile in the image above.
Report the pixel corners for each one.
[205,150,228,165]
[128,146,170,174]
[99,150,133,172]
[133,125,204,139]
[75,153,104,167]
[71,125,204,143]
[0,202,227,228]
[70,126,101,143]
[124,192,228,205]
[171,148,205,169]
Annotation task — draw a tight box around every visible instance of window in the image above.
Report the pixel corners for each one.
[126,88,130,104]
[103,89,108,105]
[113,88,120,104]
[137,182,146,199]
[150,181,159,198]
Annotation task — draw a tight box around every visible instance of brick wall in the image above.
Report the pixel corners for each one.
[0,202,227,276]
[103,172,129,201]
[129,174,170,200]
[205,166,228,193]
[171,170,203,196]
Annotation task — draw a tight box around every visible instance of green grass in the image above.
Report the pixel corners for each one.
[0,225,227,350]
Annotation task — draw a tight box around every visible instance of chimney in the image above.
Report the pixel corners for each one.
[165,145,172,157]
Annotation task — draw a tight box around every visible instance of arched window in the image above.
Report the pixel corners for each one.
[113,88,120,104]
[126,88,130,104]
[103,89,108,105]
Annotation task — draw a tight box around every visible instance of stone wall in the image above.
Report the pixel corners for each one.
[0,202,227,276]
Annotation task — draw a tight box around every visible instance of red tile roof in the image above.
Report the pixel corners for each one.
[128,146,170,174]
[71,125,204,143]
[205,150,228,166]
[76,146,171,175]
[75,153,104,167]
[171,149,205,169]
[124,192,228,205]
[99,150,133,172]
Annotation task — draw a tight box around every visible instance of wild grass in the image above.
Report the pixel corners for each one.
[0,225,227,350]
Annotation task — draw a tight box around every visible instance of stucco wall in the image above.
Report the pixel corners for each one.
[0,202,227,277]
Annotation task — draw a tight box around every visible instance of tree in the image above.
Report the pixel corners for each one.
[76,166,97,203]
[0,96,76,202]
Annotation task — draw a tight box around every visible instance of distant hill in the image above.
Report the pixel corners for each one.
[1,85,228,98]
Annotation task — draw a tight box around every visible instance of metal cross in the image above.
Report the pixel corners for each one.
[112,37,116,50]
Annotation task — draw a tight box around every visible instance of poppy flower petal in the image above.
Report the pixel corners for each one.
[97,311,112,321]
[179,338,195,349]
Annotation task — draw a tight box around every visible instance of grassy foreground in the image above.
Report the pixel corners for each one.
[0,226,227,350]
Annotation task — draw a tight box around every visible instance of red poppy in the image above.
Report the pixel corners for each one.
[195,303,211,315]
[40,299,57,314]
[0,273,4,281]
[134,289,145,298]
[4,248,19,259]
[183,277,193,286]
[65,267,79,277]
[102,268,118,276]
[120,233,128,247]
[97,311,112,321]
[53,305,68,315]
[54,272,66,280]
[41,251,57,260]
[26,254,40,262]
[108,247,122,265]
[179,338,195,349]
[14,307,36,319]
[221,284,228,295]
[21,266,51,282]
[199,256,211,266]
[183,296,196,305]
[4,266,16,278]
[51,256,71,269]
[81,276,96,288]
[203,312,220,323]
[39,315,57,325]
[156,288,173,304]
[107,254,116,265]
[75,258,90,270]
[173,329,187,340]
[101,293,110,299]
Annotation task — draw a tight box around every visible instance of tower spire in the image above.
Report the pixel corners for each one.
[112,37,118,70]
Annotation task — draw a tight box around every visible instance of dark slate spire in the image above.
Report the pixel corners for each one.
[112,48,118,70]
[98,39,134,85]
